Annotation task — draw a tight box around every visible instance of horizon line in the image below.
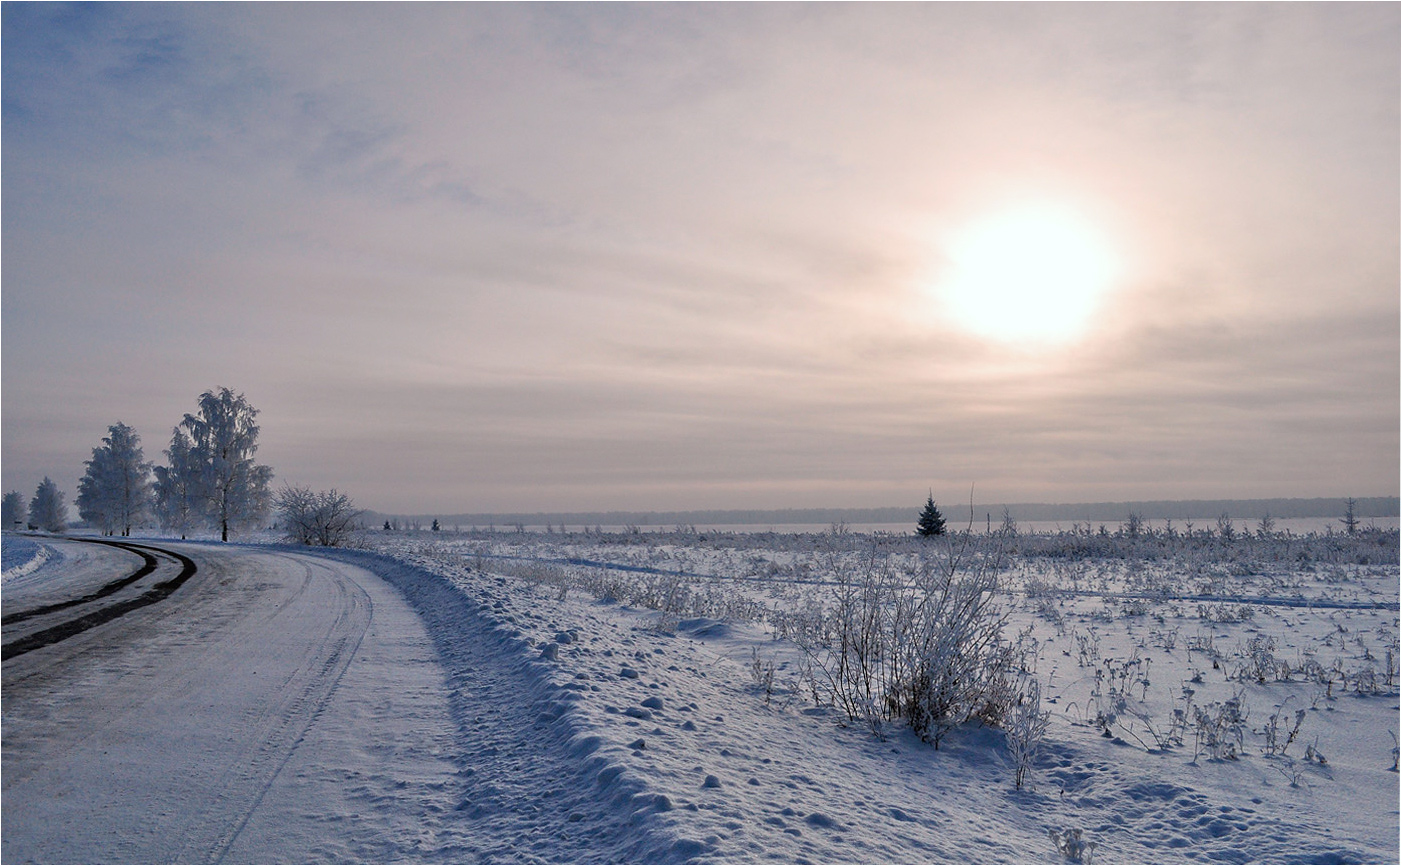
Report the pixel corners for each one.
[365,495,1400,524]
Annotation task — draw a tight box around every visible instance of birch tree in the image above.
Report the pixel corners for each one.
[178,387,274,541]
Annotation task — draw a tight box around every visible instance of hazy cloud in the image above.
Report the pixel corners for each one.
[3,4,1396,513]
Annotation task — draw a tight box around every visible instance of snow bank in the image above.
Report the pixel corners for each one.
[2,538,54,585]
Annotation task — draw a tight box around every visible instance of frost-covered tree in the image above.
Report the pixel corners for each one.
[28,477,67,532]
[2,491,24,529]
[77,422,153,537]
[916,494,947,537]
[154,427,202,539]
[178,387,274,541]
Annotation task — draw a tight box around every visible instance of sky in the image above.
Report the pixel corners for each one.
[3,3,1398,515]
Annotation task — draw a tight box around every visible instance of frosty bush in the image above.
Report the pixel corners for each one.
[793,540,1015,748]
[1234,633,1304,684]
[1006,678,1050,789]
[276,486,362,547]
[1192,690,1249,761]
[1049,828,1096,864]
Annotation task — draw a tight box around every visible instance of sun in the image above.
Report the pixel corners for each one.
[935,205,1118,345]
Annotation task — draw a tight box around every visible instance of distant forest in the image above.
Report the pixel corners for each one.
[368,496,1398,530]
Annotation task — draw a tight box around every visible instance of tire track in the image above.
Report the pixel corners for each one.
[2,546,377,864]
[1,541,198,660]
[173,553,372,864]
[2,538,156,625]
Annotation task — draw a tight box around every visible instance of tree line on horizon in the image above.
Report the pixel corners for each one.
[3,387,274,542]
[4,386,364,548]
[366,495,1397,534]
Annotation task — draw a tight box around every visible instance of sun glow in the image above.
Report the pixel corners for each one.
[936,205,1118,345]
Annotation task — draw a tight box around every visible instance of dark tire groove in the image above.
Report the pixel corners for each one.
[1,540,197,661]
[2,539,159,626]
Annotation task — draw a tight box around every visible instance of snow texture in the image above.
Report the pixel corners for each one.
[2,537,54,583]
[3,530,1398,864]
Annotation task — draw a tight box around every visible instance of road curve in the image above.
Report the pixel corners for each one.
[2,538,199,659]
[1,541,464,864]
[2,538,160,626]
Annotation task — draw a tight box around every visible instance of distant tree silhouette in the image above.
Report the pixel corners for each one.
[28,477,67,532]
[2,491,25,530]
[916,494,947,537]
[1341,497,1360,535]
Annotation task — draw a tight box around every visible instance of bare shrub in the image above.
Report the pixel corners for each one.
[1007,678,1050,789]
[276,485,362,547]
[1261,697,1306,757]
[1191,690,1249,761]
[793,540,1014,748]
[1049,828,1097,864]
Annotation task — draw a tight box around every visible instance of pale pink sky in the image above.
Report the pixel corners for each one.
[3,4,1397,513]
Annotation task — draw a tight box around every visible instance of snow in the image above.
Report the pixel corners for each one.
[360,528,1400,864]
[3,528,1398,863]
[1,537,56,585]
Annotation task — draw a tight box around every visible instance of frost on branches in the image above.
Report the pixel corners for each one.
[77,422,154,537]
[27,477,67,533]
[276,486,362,547]
[156,388,274,541]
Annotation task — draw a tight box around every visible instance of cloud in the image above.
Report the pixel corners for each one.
[2,4,1396,512]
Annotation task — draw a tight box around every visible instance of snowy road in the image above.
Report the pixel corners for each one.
[1,540,464,864]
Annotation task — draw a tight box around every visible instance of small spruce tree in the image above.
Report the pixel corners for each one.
[916,493,947,537]
[1341,497,1359,536]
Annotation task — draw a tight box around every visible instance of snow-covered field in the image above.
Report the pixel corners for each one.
[3,527,1398,863]
[359,526,1400,864]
